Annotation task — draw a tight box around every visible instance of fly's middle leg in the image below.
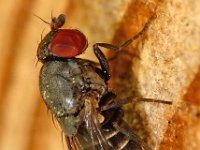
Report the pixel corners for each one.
[101,96,172,112]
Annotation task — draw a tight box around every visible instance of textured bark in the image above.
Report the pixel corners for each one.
[109,1,200,149]
[108,1,200,149]
[70,0,200,149]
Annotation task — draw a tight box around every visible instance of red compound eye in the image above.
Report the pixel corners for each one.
[51,29,88,58]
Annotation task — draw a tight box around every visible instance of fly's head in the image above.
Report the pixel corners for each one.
[37,14,88,63]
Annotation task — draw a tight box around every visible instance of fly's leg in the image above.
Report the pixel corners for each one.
[93,44,110,81]
[93,18,152,81]
[101,97,172,112]
[95,17,150,52]
[93,18,151,61]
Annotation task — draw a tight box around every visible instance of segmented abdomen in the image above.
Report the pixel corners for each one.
[103,116,148,150]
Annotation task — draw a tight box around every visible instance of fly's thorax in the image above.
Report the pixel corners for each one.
[77,58,108,97]
[39,59,108,114]
[39,60,86,136]
[39,60,85,115]
[39,59,109,136]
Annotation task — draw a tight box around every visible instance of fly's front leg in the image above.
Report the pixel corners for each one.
[95,17,150,51]
[93,19,151,59]
[93,44,110,81]
[93,18,152,81]
[93,39,139,81]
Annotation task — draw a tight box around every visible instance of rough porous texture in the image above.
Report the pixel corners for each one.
[108,0,200,149]
[135,1,200,149]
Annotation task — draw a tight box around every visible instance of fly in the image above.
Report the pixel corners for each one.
[37,14,172,150]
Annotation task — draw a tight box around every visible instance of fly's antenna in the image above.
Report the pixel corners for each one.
[34,14,51,25]
[34,13,66,30]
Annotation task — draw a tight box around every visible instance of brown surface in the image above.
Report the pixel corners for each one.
[160,67,200,150]
[109,0,200,149]
[0,0,200,150]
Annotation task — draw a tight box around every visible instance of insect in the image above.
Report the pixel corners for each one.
[37,14,172,150]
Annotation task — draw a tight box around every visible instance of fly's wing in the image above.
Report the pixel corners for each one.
[82,96,148,150]
[83,95,114,150]
[63,95,113,150]
[65,137,73,150]
[63,99,150,150]
[65,136,83,150]
[65,136,85,150]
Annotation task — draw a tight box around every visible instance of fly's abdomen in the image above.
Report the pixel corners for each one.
[99,105,148,150]
[103,120,148,150]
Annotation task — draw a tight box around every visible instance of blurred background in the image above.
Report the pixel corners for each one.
[0,0,129,150]
[0,1,71,150]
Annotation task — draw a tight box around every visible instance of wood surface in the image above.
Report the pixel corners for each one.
[0,0,200,150]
